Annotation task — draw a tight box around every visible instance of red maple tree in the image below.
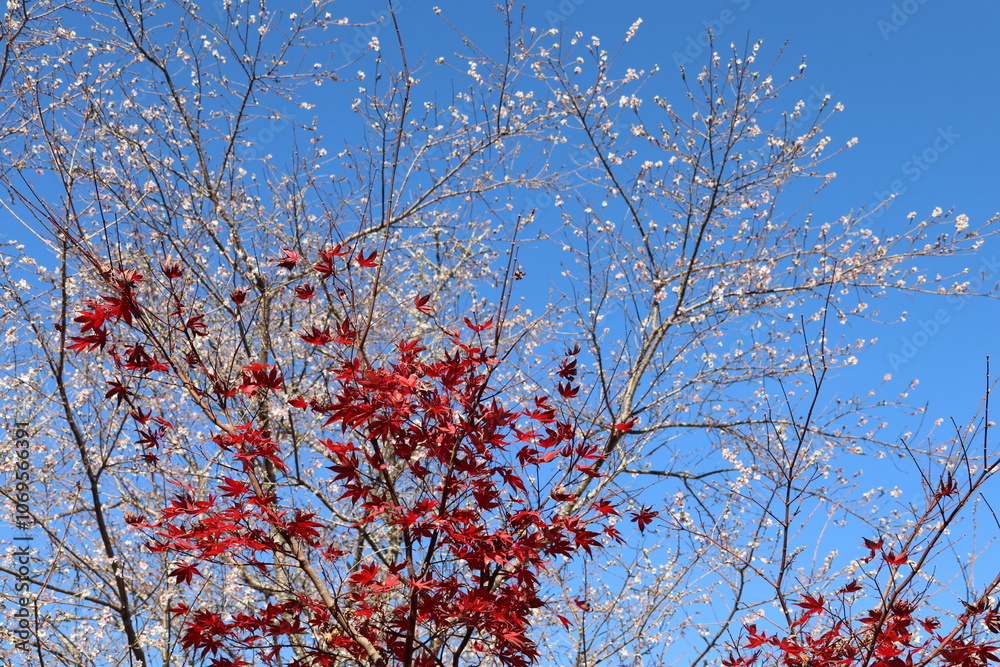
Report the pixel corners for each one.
[68,244,628,667]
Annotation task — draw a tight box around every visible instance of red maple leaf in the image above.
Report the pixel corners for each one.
[313,246,347,279]
[723,651,759,666]
[557,355,578,380]
[836,580,863,595]
[168,604,189,617]
[273,248,300,269]
[591,500,619,516]
[135,428,163,450]
[985,611,1000,633]
[240,364,284,396]
[152,416,174,429]
[68,333,108,353]
[184,314,209,336]
[463,317,493,332]
[333,318,356,345]
[105,379,135,405]
[300,326,333,346]
[534,448,560,464]
[883,551,910,566]
[123,512,147,526]
[355,250,378,267]
[630,506,658,533]
[218,478,250,498]
[348,562,380,588]
[861,536,884,562]
[285,511,324,543]
[101,294,139,326]
[74,303,108,333]
[613,417,638,431]
[862,536,884,551]
[793,594,825,625]
[558,382,579,398]
[936,472,959,498]
[294,284,316,299]
[414,294,434,315]
[744,624,772,649]
[920,616,942,633]
[169,562,201,585]
[162,262,184,279]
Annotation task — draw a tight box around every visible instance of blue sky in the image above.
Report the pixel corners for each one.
[382,0,1000,628]
[285,0,1000,473]
[3,0,995,558]
[5,0,996,421]
[440,0,1000,427]
[319,0,1000,420]
[337,0,1000,631]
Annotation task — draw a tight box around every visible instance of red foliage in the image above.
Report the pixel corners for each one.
[413,294,434,316]
[273,248,300,269]
[300,326,333,346]
[629,506,659,533]
[295,284,317,299]
[68,251,621,667]
[312,245,348,279]
[729,537,1000,667]
[356,250,378,268]
[162,262,184,279]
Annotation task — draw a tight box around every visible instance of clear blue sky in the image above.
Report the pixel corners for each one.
[382,0,1000,630]
[342,0,1000,626]
[390,0,1000,429]
[5,0,996,428]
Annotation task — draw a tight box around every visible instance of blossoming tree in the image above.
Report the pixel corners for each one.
[1,1,998,666]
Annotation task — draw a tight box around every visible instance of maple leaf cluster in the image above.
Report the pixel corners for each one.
[67,249,623,667]
[726,537,1000,667]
